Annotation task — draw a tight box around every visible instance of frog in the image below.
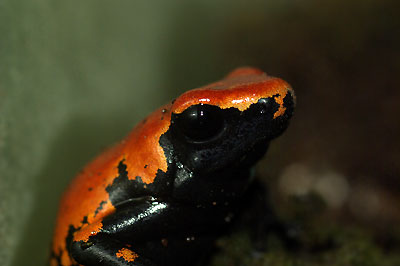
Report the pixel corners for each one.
[50,67,295,266]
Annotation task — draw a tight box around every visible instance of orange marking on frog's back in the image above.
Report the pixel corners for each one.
[51,107,173,265]
[122,106,172,184]
[52,144,121,266]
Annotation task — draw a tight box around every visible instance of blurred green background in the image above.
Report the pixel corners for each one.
[1,1,399,266]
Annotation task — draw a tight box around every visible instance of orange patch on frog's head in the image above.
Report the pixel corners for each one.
[171,67,295,118]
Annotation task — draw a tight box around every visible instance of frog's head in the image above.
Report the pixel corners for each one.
[161,67,295,201]
[168,67,294,172]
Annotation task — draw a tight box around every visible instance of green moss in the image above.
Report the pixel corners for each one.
[211,225,400,266]
[211,193,400,266]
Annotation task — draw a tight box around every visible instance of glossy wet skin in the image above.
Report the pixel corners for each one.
[50,67,295,266]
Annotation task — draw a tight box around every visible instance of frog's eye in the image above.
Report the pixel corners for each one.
[173,104,225,142]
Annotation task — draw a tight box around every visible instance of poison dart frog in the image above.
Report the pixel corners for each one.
[50,67,295,266]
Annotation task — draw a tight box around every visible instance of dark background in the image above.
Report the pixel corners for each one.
[0,1,398,265]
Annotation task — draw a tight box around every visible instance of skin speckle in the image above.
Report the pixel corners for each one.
[116,248,139,262]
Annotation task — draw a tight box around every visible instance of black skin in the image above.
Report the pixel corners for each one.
[69,93,294,266]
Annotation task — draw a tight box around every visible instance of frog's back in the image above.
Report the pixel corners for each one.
[51,105,174,266]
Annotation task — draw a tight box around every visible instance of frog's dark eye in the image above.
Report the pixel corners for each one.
[173,104,225,142]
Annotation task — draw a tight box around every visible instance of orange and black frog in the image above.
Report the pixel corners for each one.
[50,67,295,266]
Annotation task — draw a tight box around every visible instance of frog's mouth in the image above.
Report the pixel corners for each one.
[234,140,270,170]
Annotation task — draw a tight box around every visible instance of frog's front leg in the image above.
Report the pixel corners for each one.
[71,234,155,266]
[70,198,171,266]
[70,197,226,266]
